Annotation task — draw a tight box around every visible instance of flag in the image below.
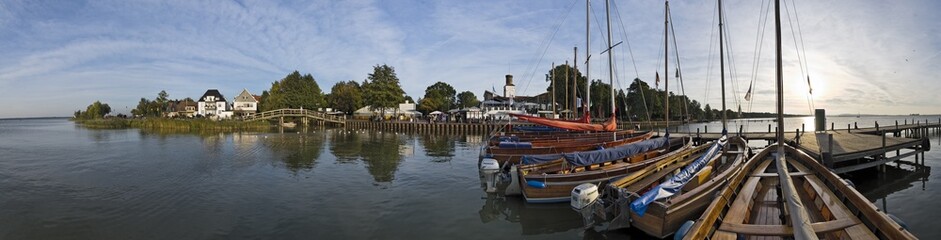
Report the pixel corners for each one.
[807,76,813,94]
[744,83,753,101]
[675,68,680,78]
[655,72,660,89]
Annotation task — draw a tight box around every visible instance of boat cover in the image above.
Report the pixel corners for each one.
[513,126,566,132]
[630,132,727,216]
[520,135,669,166]
[498,141,532,149]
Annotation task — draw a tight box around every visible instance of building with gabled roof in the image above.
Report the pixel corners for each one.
[232,89,258,115]
[197,89,229,117]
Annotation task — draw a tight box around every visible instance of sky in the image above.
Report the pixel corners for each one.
[0,0,939,118]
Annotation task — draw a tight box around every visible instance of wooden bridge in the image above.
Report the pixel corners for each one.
[242,108,346,125]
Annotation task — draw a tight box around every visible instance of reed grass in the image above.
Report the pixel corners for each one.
[75,118,271,132]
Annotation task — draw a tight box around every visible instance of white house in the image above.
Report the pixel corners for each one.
[232,89,258,115]
[197,89,230,118]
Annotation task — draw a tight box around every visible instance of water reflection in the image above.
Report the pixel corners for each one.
[479,194,583,235]
[420,134,456,162]
[848,163,931,200]
[326,130,407,182]
[261,133,325,173]
[359,132,406,182]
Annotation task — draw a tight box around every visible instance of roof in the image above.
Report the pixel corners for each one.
[253,95,262,102]
[234,89,256,103]
[198,89,227,102]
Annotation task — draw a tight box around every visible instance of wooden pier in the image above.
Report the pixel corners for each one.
[661,120,939,174]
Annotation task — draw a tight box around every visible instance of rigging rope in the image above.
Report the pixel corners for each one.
[519,0,580,99]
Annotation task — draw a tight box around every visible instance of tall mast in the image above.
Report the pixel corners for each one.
[574,47,579,118]
[774,0,817,238]
[664,1,670,132]
[552,62,556,116]
[586,0,591,117]
[605,0,614,117]
[565,60,570,117]
[719,0,728,131]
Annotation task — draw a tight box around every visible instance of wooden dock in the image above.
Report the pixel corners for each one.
[659,120,939,174]
[789,132,929,174]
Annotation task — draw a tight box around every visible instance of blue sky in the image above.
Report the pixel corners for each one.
[1,0,938,118]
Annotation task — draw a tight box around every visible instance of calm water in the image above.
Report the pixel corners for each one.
[0,117,938,239]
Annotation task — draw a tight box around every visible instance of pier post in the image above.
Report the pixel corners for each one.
[705,125,708,133]
[768,124,771,133]
[854,122,857,129]
[802,123,805,134]
[795,128,801,144]
[847,124,851,133]
[831,122,834,131]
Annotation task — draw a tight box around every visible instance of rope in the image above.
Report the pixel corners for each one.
[519,0,580,98]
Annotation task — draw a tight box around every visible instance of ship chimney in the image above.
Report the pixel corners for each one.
[505,74,514,86]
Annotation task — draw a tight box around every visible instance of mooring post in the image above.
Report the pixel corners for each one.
[768,124,771,133]
[847,124,851,133]
[831,122,835,131]
[823,133,834,168]
[802,123,805,134]
[705,125,708,133]
[796,128,801,144]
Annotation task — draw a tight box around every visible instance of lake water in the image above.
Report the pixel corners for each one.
[0,117,938,239]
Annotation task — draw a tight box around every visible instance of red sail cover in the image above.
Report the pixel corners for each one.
[511,113,617,132]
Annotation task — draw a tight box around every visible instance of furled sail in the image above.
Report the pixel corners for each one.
[630,132,727,216]
[511,113,616,132]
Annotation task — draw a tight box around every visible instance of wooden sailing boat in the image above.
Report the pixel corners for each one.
[572,2,750,237]
[679,1,917,239]
[505,0,686,203]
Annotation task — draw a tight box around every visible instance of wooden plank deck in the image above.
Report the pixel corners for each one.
[792,132,919,160]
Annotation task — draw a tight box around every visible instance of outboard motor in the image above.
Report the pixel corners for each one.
[571,183,600,210]
[572,183,601,228]
[479,158,501,193]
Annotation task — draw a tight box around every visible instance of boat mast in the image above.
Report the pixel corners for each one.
[774,0,817,238]
[552,62,556,116]
[664,1,670,133]
[719,0,727,131]
[605,0,614,118]
[585,0,591,118]
[574,47,579,118]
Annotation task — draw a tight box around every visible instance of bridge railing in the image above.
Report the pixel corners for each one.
[242,108,346,124]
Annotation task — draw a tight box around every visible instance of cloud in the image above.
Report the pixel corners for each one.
[0,0,939,118]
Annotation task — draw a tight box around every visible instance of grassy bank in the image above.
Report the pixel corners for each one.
[74,118,272,132]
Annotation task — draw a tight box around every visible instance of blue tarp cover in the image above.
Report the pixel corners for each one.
[630,133,727,216]
[520,136,669,166]
[513,126,566,132]
[498,141,532,149]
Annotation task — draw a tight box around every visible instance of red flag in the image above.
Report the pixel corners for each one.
[807,76,813,94]
[744,82,753,101]
[655,72,660,89]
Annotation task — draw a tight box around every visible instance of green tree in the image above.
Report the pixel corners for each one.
[545,64,588,113]
[589,79,612,117]
[79,101,111,119]
[362,64,405,115]
[156,90,169,115]
[704,104,713,121]
[261,71,326,111]
[418,81,456,113]
[456,91,480,108]
[327,80,364,114]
